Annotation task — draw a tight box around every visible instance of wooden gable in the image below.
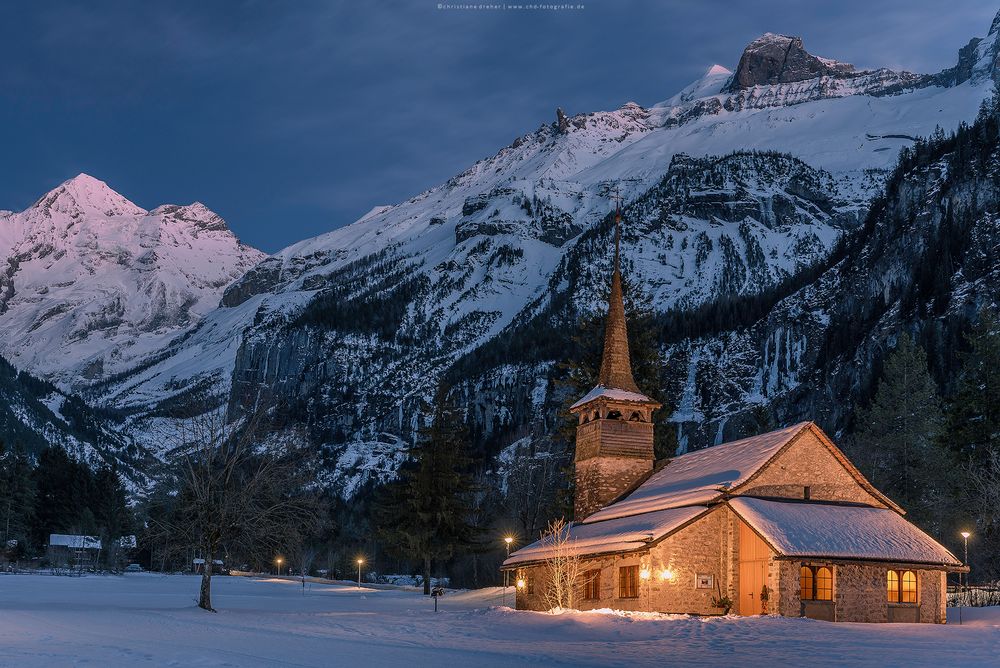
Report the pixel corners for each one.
[733,423,899,511]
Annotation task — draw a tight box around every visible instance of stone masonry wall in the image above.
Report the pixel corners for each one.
[575,457,652,521]
[515,506,737,614]
[739,430,887,507]
[776,559,947,623]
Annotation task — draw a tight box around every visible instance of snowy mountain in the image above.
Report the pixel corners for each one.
[56,12,1000,495]
[0,174,265,390]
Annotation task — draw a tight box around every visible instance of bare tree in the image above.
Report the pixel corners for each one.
[151,409,320,611]
[540,518,581,611]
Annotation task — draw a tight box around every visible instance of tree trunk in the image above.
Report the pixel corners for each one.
[199,550,215,612]
[423,556,431,595]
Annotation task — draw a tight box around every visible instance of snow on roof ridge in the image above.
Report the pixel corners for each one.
[581,422,812,524]
[503,505,709,566]
[729,497,962,566]
[569,384,656,410]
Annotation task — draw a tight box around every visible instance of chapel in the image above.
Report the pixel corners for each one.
[502,210,964,623]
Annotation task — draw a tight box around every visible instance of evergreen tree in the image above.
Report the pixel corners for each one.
[0,441,36,560]
[32,446,95,547]
[944,308,1000,462]
[374,385,480,594]
[849,333,952,527]
[93,463,133,566]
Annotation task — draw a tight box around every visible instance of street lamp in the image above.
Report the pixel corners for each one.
[356,558,364,589]
[503,536,514,607]
[961,531,971,588]
[275,557,283,576]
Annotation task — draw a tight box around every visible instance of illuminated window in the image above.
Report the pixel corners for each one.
[800,566,814,601]
[583,569,600,600]
[888,569,917,604]
[902,571,917,603]
[619,565,639,598]
[885,571,917,603]
[800,565,833,601]
[887,570,899,603]
[815,567,833,601]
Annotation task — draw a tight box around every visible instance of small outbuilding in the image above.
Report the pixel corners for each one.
[47,534,102,569]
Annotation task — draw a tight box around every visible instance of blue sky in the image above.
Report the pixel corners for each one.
[0,1,996,252]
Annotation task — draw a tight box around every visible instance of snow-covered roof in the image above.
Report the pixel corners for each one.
[503,506,708,567]
[49,534,101,549]
[583,422,810,523]
[730,498,962,566]
[570,385,656,411]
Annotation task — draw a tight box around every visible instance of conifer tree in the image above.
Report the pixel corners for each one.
[374,384,480,594]
[849,333,951,527]
[0,441,36,560]
[944,308,1000,462]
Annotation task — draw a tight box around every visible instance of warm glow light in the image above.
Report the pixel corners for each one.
[659,569,674,581]
[516,579,526,589]
[275,557,283,565]
[504,536,513,545]
[961,531,971,539]
[357,558,364,565]
[639,568,651,580]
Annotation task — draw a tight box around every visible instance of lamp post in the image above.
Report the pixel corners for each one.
[503,536,513,607]
[356,558,364,589]
[275,557,283,576]
[961,531,971,589]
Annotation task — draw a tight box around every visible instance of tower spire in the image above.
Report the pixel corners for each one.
[597,205,641,393]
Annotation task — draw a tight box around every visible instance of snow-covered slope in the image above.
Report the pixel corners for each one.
[84,13,1000,494]
[0,174,265,389]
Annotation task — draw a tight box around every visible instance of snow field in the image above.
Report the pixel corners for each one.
[0,573,997,667]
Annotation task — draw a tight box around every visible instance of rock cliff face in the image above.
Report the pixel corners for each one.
[726,34,855,91]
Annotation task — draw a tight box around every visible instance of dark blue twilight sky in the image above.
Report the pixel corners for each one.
[0,1,995,252]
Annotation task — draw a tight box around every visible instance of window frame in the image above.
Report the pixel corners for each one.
[583,569,601,600]
[799,564,834,602]
[618,565,640,599]
[887,569,918,605]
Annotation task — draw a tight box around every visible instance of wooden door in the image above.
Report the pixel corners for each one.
[738,521,770,616]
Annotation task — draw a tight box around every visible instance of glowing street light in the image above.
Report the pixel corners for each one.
[516,578,526,590]
[502,536,515,607]
[659,569,674,582]
[356,558,365,589]
[961,531,972,588]
[275,556,283,576]
[639,568,651,580]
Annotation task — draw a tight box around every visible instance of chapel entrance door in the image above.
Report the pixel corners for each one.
[738,521,770,616]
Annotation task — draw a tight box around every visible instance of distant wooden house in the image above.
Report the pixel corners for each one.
[47,534,101,569]
[502,210,965,623]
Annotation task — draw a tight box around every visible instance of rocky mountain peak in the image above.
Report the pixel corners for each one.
[33,173,146,219]
[725,33,854,92]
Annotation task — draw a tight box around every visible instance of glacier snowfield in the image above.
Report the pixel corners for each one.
[0,573,997,667]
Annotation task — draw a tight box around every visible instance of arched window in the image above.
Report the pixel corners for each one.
[800,564,833,601]
[886,570,899,603]
[815,567,833,601]
[901,571,917,603]
[800,566,814,601]
[887,569,918,604]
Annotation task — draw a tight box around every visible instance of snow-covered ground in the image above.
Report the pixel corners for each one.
[0,574,997,667]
